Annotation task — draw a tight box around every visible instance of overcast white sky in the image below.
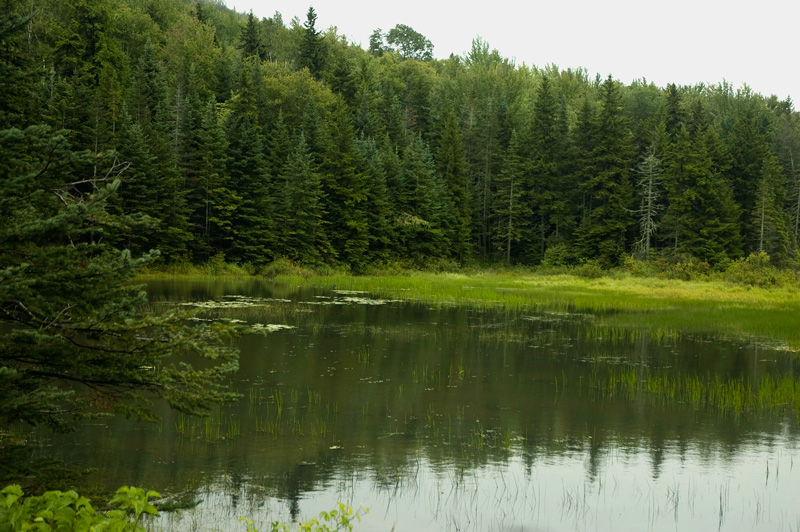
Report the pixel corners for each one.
[226,0,798,103]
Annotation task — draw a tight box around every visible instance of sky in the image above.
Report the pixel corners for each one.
[226,0,798,103]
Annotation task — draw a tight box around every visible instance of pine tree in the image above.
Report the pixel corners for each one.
[0,5,36,128]
[749,154,791,262]
[728,110,771,252]
[434,106,472,261]
[577,76,635,266]
[279,134,332,263]
[0,125,238,430]
[357,137,395,262]
[319,97,369,269]
[492,129,530,265]
[529,75,563,261]
[224,67,274,264]
[239,12,264,60]
[198,100,238,258]
[397,135,450,262]
[298,7,326,79]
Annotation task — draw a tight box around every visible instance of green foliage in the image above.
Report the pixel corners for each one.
[4,0,800,283]
[722,252,780,287]
[0,484,159,532]
[384,24,433,61]
[0,125,239,430]
[239,502,367,532]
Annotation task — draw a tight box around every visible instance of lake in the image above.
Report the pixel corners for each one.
[39,279,800,531]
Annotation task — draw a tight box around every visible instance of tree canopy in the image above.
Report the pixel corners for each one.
[2,0,799,280]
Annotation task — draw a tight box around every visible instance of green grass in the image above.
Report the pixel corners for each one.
[135,264,800,349]
[274,271,800,349]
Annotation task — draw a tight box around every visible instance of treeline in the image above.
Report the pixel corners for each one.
[3,0,800,271]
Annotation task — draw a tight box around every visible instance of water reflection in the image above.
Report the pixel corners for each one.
[38,280,800,531]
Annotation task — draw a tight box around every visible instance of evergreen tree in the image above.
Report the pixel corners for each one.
[727,110,772,252]
[749,154,791,262]
[279,134,332,263]
[577,76,635,266]
[198,100,238,258]
[319,97,369,269]
[434,106,472,262]
[397,135,450,262]
[298,7,326,79]
[239,12,264,60]
[0,125,238,430]
[529,75,563,260]
[357,137,395,262]
[492,129,530,265]
[0,5,35,128]
[224,67,274,264]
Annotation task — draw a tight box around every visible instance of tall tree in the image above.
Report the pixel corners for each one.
[224,63,274,264]
[319,97,369,269]
[278,134,332,263]
[357,137,395,262]
[492,129,530,265]
[385,24,433,61]
[239,11,264,60]
[577,76,635,266]
[529,75,563,260]
[0,125,238,430]
[434,106,472,261]
[633,140,665,259]
[298,7,325,79]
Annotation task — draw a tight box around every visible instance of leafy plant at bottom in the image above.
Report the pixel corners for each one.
[0,484,159,532]
[239,502,368,532]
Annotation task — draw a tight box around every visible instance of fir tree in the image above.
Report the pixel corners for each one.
[319,97,369,269]
[492,129,530,265]
[433,106,472,261]
[0,125,238,430]
[357,137,395,262]
[577,76,635,266]
[279,134,332,263]
[239,12,264,60]
[299,7,326,79]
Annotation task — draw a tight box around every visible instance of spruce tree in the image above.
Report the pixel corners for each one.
[433,106,472,261]
[239,12,264,60]
[492,129,530,265]
[530,75,562,260]
[224,65,274,264]
[279,134,332,263]
[577,76,635,266]
[398,135,450,262]
[299,7,326,79]
[357,137,395,263]
[0,125,238,430]
[319,97,369,269]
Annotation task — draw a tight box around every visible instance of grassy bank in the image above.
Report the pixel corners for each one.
[137,260,800,349]
[272,271,800,349]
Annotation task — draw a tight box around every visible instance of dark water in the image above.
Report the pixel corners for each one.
[39,280,800,531]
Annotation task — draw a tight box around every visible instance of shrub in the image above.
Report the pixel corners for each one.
[722,252,779,288]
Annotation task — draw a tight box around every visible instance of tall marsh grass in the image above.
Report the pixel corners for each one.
[276,271,800,349]
[590,369,800,420]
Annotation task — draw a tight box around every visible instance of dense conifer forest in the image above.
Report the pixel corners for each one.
[3,0,800,272]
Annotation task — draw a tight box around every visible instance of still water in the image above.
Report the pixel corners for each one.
[42,280,800,531]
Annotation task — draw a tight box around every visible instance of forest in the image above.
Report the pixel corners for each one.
[2,0,800,273]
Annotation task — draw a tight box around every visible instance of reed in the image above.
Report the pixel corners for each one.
[276,272,800,349]
[588,368,800,419]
